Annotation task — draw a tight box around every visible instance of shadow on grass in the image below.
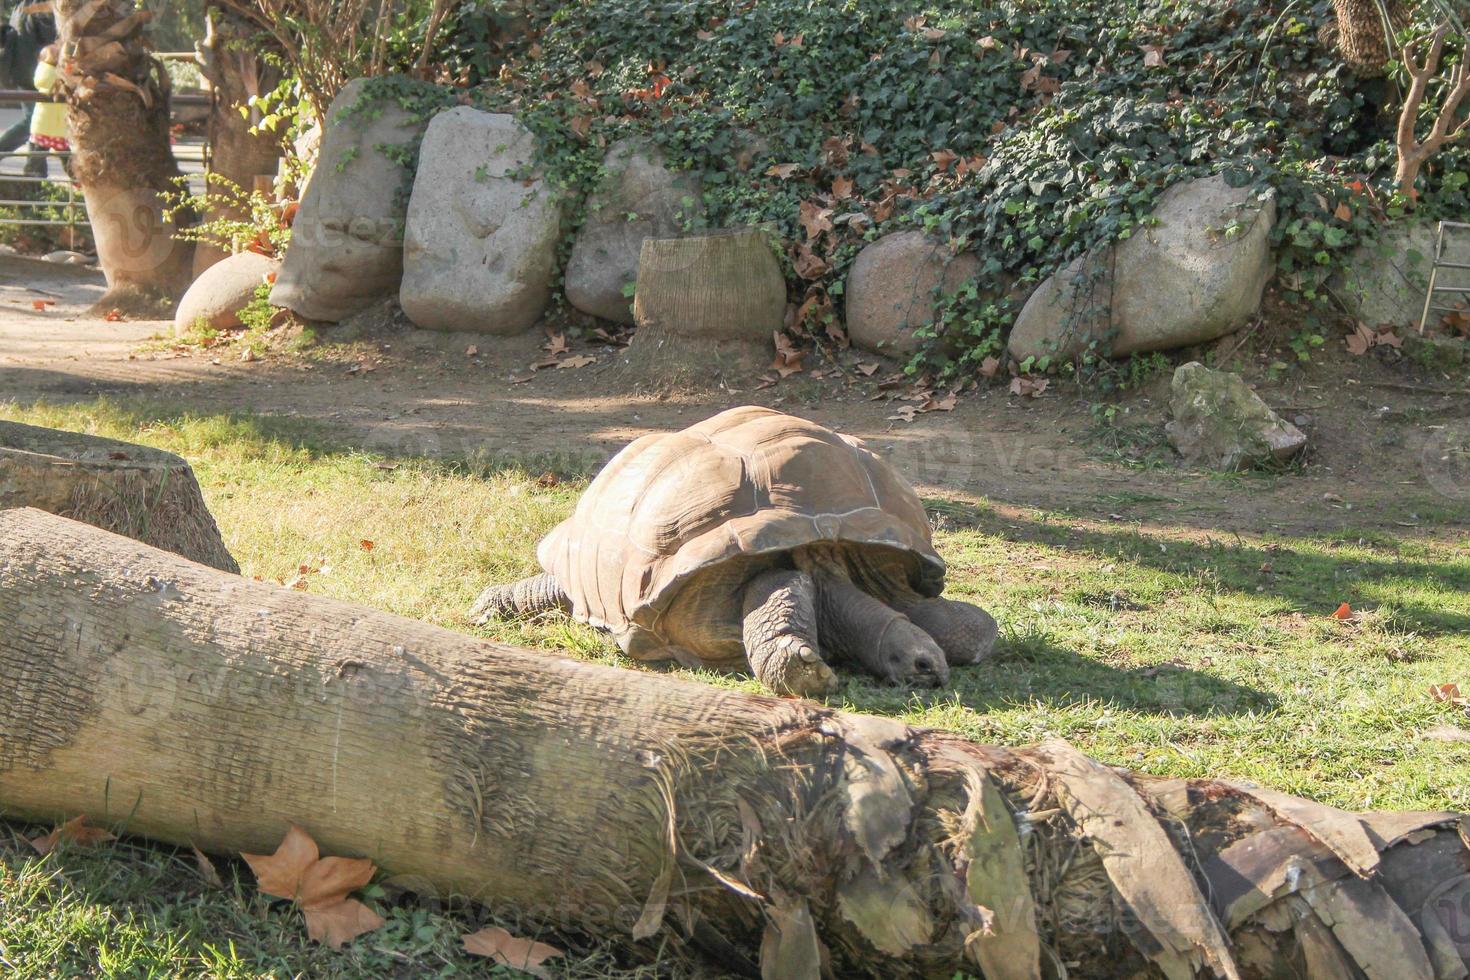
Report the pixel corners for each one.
[837,628,1273,719]
[0,390,606,479]
[928,498,1470,638]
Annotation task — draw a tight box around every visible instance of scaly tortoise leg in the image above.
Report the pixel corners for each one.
[468,572,571,625]
[890,596,999,667]
[741,569,837,697]
[810,572,948,687]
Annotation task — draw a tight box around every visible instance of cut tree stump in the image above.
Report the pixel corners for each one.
[0,507,1464,979]
[625,229,786,383]
[0,423,237,572]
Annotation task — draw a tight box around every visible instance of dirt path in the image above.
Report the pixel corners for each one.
[2,257,1466,538]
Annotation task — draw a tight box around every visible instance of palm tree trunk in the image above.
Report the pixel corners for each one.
[1331,0,1413,76]
[193,7,283,275]
[54,0,193,314]
[0,506,1464,979]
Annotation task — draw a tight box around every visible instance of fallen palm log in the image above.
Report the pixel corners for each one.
[0,506,1465,979]
[0,422,237,572]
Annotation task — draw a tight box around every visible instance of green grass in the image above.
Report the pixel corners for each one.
[3,397,1470,976]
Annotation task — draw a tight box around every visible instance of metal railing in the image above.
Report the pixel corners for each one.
[0,87,211,242]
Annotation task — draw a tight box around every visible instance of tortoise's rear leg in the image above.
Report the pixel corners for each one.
[892,597,998,666]
[469,573,571,624]
[741,569,837,697]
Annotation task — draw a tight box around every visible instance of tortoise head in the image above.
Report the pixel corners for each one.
[878,617,949,688]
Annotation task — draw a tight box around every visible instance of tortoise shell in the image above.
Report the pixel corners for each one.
[538,406,945,664]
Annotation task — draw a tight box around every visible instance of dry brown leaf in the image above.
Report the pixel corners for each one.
[558,355,597,369]
[919,393,957,412]
[463,926,564,977]
[192,844,225,889]
[930,148,958,171]
[793,243,829,280]
[536,471,560,487]
[765,163,800,180]
[888,405,918,422]
[29,815,115,855]
[832,175,854,200]
[978,35,998,50]
[465,345,479,356]
[306,899,386,949]
[754,375,778,390]
[1009,376,1049,398]
[542,333,569,356]
[1333,201,1353,222]
[1375,329,1403,349]
[242,824,385,949]
[821,135,850,167]
[856,361,880,376]
[241,823,319,898]
[979,355,1001,378]
[1141,44,1166,67]
[799,199,834,239]
[1430,683,1469,707]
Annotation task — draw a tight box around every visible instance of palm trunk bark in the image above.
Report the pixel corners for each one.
[0,506,1465,979]
[55,0,193,314]
[1330,0,1412,76]
[193,7,283,276]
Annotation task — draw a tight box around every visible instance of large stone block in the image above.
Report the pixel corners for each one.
[1009,176,1275,362]
[399,107,560,334]
[271,78,429,322]
[565,138,702,324]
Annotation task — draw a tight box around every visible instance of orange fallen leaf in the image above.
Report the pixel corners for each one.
[462,926,564,977]
[1429,683,1469,706]
[242,824,385,949]
[31,298,53,311]
[1330,602,1353,620]
[359,539,374,551]
[29,815,115,855]
[104,308,124,321]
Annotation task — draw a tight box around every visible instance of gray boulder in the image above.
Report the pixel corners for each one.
[1165,362,1306,471]
[174,251,279,335]
[399,107,560,334]
[271,78,429,322]
[1009,175,1275,362]
[565,138,703,324]
[845,231,980,354]
[1334,221,1451,330]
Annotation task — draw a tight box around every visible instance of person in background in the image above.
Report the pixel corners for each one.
[0,1,55,176]
[27,42,65,177]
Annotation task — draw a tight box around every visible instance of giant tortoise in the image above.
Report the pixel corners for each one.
[470,406,997,695]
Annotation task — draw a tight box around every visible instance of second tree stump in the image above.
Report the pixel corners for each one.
[0,420,239,572]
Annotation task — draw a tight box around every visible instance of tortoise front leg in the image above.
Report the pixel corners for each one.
[891,597,999,667]
[812,573,948,687]
[468,572,571,625]
[741,569,837,697]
